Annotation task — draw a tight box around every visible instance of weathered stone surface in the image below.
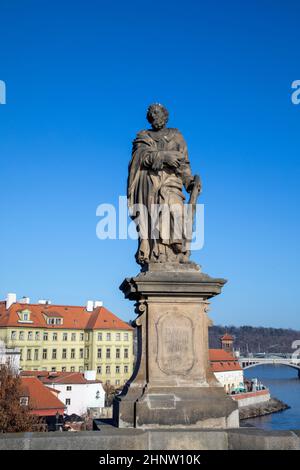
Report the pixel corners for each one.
[147,429,228,450]
[0,428,300,450]
[114,268,238,428]
[228,428,300,450]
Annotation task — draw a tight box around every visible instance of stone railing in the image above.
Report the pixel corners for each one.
[0,427,299,450]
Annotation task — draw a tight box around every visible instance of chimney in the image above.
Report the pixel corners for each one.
[6,293,16,310]
[38,299,51,305]
[84,370,96,381]
[94,300,103,308]
[19,296,30,304]
[86,300,94,312]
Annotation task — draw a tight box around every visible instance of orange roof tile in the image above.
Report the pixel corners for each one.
[21,371,102,384]
[20,377,65,415]
[210,362,242,372]
[209,348,242,372]
[0,301,133,331]
[209,348,237,362]
[220,333,234,341]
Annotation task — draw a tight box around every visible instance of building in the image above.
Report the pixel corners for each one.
[209,348,244,393]
[220,333,234,353]
[20,376,65,430]
[0,339,20,373]
[0,293,134,386]
[21,370,105,416]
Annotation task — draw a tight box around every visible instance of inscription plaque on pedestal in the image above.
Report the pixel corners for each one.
[157,313,194,375]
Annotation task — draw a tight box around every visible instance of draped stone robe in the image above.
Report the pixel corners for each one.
[127,127,194,265]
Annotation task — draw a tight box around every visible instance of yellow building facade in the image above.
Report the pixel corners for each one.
[0,296,134,387]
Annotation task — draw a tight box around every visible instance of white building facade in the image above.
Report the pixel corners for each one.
[213,369,244,393]
[0,339,20,373]
[44,371,105,416]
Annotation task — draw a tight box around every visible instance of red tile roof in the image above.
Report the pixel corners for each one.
[21,371,102,385]
[209,348,242,372]
[220,333,234,341]
[20,377,65,416]
[0,301,133,331]
[209,348,236,362]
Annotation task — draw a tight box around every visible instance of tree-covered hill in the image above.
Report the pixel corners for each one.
[209,325,300,354]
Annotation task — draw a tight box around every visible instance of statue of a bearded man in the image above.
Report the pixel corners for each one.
[128,103,201,266]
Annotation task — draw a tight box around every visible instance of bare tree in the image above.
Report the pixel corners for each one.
[0,366,45,433]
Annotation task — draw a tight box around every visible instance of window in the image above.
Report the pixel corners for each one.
[66,386,72,391]
[62,367,66,372]
[52,333,57,341]
[71,349,75,359]
[97,348,102,359]
[20,349,23,360]
[42,349,47,359]
[19,331,24,340]
[85,332,89,341]
[34,349,39,361]
[106,348,111,359]
[70,366,75,372]
[43,332,48,341]
[115,380,120,386]
[97,366,102,374]
[52,349,57,359]
[116,366,120,374]
[71,333,76,341]
[106,366,110,375]
[80,333,84,341]
[35,331,40,341]
[106,380,110,385]
[85,348,89,359]
[97,332,102,341]
[116,333,121,341]
[20,397,29,406]
[79,348,84,359]
[65,399,71,405]
[106,332,111,341]
[28,331,33,341]
[116,348,120,359]
[27,349,32,360]
[63,333,68,341]
[18,310,31,322]
[62,349,67,359]
[124,365,129,374]
[79,366,84,373]
[47,317,62,325]
[11,331,17,340]
[124,348,129,359]
[51,367,56,372]
[124,333,129,341]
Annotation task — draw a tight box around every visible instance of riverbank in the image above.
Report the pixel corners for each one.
[239,397,290,420]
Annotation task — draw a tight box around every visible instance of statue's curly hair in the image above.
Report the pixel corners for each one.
[146,103,169,124]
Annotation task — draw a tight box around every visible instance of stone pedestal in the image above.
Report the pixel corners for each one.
[113,263,239,428]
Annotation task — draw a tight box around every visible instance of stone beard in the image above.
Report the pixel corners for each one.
[128,126,195,266]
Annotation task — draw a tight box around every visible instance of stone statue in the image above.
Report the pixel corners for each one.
[114,104,239,429]
[128,103,201,266]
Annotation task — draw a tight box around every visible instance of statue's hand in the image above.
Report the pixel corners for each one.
[187,174,202,193]
[163,151,183,168]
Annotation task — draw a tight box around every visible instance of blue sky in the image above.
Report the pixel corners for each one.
[0,0,299,328]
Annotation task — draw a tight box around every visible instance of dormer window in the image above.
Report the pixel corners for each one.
[17,309,32,323]
[20,396,29,406]
[43,312,63,326]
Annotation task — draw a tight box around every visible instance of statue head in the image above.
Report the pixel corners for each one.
[146,103,169,130]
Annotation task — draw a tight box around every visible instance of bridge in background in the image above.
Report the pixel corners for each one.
[239,355,300,377]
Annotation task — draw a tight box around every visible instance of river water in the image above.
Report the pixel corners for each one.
[243,365,300,430]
